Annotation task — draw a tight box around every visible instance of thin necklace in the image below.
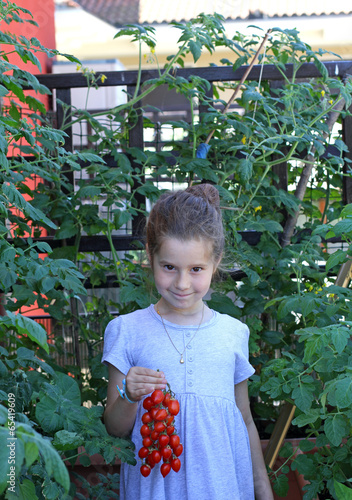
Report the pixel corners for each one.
[156,303,205,364]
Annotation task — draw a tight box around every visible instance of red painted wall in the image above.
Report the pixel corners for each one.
[3,0,56,74]
[1,1,57,327]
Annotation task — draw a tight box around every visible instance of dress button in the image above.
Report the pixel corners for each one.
[187,369,193,374]
[188,381,193,387]
[187,344,192,349]
[188,356,194,362]
[186,332,191,337]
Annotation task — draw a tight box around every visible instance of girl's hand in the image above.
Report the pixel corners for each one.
[125,367,167,401]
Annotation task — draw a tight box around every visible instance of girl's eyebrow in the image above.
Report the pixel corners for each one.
[158,259,209,267]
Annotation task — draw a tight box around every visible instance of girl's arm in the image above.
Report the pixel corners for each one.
[104,363,167,437]
[235,379,274,500]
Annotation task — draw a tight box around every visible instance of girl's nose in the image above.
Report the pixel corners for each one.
[175,272,190,290]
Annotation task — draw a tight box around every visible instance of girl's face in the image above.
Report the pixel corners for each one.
[151,237,218,316]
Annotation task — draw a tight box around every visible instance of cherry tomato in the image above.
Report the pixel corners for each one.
[140,424,151,437]
[169,434,180,450]
[142,412,153,424]
[138,447,149,459]
[151,450,161,464]
[150,429,160,441]
[165,414,174,426]
[161,446,172,460]
[168,399,180,416]
[171,457,181,472]
[154,421,166,433]
[166,425,175,436]
[143,397,153,410]
[155,409,168,421]
[149,408,159,420]
[146,454,155,468]
[140,464,151,477]
[143,436,153,447]
[174,443,183,457]
[160,463,171,477]
[151,389,164,405]
[158,434,170,447]
[163,392,171,407]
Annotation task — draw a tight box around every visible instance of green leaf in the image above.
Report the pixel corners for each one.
[4,312,49,353]
[334,377,352,408]
[272,473,289,498]
[79,454,91,467]
[334,480,352,500]
[292,382,314,411]
[207,293,242,318]
[17,422,70,492]
[188,40,202,62]
[324,414,347,446]
[237,158,253,183]
[326,249,347,272]
[6,478,38,500]
[53,430,84,451]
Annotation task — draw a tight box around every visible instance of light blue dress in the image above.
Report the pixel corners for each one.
[102,305,255,500]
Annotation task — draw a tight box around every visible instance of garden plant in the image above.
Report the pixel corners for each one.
[0,2,352,499]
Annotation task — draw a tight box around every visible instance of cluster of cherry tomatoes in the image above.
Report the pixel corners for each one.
[139,388,183,478]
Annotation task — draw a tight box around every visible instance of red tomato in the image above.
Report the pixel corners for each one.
[149,408,159,420]
[165,414,174,426]
[171,457,181,472]
[140,464,151,477]
[166,425,175,436]
[169,434,180,450]
[150,429,160,441]
[142,412,153,424]
[155,409,168,421]
[174,443,183,457]
[168,399,180,416]
[154,421,166,433]
[158,434,170,447]
[151,450,161,464]
[151,389,164,405]
[143,397,153,410]
[146,454,155,468]
[160,463,171,478]
[140,424,151,437]
[143,436,152,447]
[163,392,171,407]
[161,446,172,461]
[138,447,149,459]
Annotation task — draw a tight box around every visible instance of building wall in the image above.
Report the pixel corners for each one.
[55,7,352,70]
[5,0,56,73]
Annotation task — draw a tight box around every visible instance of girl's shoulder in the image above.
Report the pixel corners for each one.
[212,311,250,338]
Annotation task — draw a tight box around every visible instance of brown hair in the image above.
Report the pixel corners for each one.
[146,184,224,266]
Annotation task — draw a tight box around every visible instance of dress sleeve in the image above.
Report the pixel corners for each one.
[234,323,255,385]
[101,316,134,376]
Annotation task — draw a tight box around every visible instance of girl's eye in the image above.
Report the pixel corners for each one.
[192,267,202,272]
[164,265,174,271]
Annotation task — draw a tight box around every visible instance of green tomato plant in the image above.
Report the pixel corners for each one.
[1,2,352,499]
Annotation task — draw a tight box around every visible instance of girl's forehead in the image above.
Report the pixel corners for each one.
[156,237,213,261]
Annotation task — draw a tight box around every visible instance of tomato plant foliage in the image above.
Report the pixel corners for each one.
[0,2,352,499]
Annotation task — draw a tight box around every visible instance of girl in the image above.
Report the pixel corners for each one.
[103,184,274,500]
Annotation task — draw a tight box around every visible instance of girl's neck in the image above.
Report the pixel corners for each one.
[154,299,212,326]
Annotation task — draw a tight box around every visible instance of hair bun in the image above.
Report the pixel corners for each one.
[186,184,220,210]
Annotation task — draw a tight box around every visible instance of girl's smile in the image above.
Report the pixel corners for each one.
[151,237,217,320]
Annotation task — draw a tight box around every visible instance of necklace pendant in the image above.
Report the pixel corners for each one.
[180,355,184,364]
